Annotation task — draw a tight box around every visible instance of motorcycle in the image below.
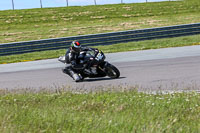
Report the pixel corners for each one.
[58,48,120,81]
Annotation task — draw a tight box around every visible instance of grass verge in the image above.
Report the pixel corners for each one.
[0,0,200,44]
[0,34,200,64]
[0,0,200,64]
[0,88,199,132]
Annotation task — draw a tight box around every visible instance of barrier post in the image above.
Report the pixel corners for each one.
[12,0,15,10]
[40,0,43,8]
[66,0,68,7]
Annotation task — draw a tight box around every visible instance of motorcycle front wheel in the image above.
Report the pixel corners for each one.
[105,63,120,79]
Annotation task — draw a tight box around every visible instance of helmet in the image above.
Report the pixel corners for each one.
[71,41,81,52]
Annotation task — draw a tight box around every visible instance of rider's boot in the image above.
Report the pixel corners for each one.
[62,67,83,82]
[69,70,82,82]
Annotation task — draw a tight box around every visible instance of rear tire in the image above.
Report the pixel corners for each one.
[105,63,120,79]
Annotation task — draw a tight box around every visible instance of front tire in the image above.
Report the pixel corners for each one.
[105,63,120,79]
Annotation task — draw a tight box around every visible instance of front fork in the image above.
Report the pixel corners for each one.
[98,61,109,73]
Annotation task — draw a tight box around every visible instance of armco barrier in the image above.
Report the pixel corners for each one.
[0,23,200,56]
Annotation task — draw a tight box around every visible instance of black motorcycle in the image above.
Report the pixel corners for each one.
[58,49,120,81]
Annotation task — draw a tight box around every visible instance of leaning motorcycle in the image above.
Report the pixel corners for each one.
[58,49,120,81]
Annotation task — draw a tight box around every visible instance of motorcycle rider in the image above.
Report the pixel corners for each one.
[63,40,100,82]
[62,40,84,82]
[60,40,120,81]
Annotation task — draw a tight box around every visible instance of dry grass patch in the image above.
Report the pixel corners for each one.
[79,11,93,15]
[119,22,140,29]
[122,14,132,17]
[4,38,16,42]
[122,6,132,10]
[90,16,106,19]
[146,19,165,25]
[104,8,114,11]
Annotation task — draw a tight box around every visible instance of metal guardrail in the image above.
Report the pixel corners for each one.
[0,23,200,56]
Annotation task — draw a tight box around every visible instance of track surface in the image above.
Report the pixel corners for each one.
[1,46,200,92]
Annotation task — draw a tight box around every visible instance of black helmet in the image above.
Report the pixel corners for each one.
[71,41,81,52]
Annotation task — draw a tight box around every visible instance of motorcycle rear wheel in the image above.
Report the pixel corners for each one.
[105,64,120,79]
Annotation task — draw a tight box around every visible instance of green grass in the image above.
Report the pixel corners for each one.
[0,34,200,64]
[1,1,200,132]
[0,0,200,64]
[0,0,200,44]
[0,89,199,132]
[96,34,200,53]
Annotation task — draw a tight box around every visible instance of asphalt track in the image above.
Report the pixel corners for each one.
[1,45,200,92]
